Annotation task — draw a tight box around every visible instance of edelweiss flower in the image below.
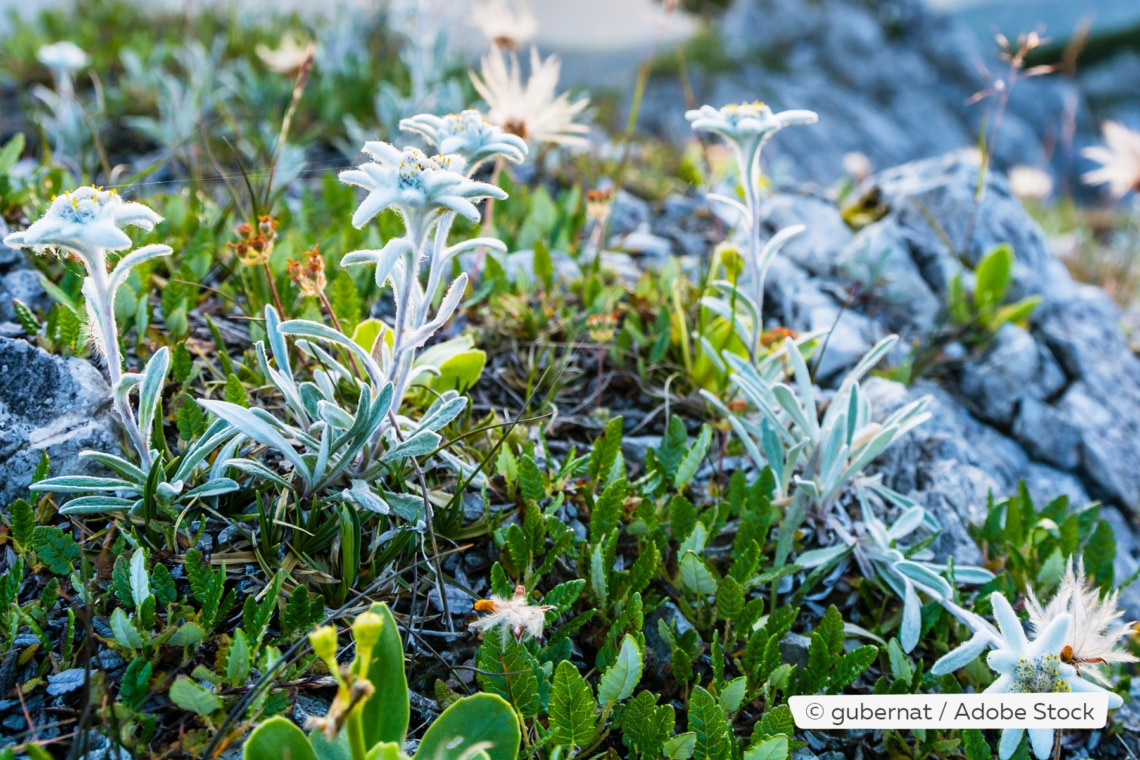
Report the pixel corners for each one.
[686,102,817,178]
[4,186,163,264]
[470,0,538,50]
[1082,121,1140,198]
[400,109,528,170]
[935,592,1124,760]
[1026,559,1138,682]
[471,46,590,147]
[470,584,554,642]
[37,41,88,77]
[339,142,507,233]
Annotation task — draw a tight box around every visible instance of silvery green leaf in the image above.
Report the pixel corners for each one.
[262,306,293,384]
[137,347,170,454]
[444,236,506,258]
[784,336,818,439]
[31,476,134,493]
[79,450,147,483]
[403,274,468,351]
[900,578,921,653]
[757,226,805,276]
[939,565,995,585]
[299,382,324,421]
[278,319,385,388]
[198,400,312,486]
[895,560,953,599]
[382,430,441,462]
[111,607,143,650]
[678,552,717,596]
[797,543,851,569]
[208,437,242,482]
[318,400,356,430]
[59,495,139,514]
[378,490,426,522]
[129,549,151,608]
[342,238,413,288]
[174,419,238,481]
[696,334,730,376]
[343,480,389,514]
[836,336,898,402]
[706,192,749,222]
[419,392,468,432]
[156,481,184,499]
[698,297,753,349]
[108,244,172,297]
[221,458,293,490]
[888,507,927,541]
[772,384,813,442]
[184,479,240,498]
[700,389,766,472]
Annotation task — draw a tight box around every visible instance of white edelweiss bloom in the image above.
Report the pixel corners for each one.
[686,101,818,174]
[1026,558,1138,681]
[1082,121,1140,198]
[339,142,507,232]
[37,41,88,75]
[400,110,528,170]
[470,584,554,642]
[470,0,538,50]
[936,592,1124,760]
[3,186,162,263]
[471,46,590,148]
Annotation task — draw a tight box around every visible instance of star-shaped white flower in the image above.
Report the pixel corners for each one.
[339,142,507,234]
[1082,121,1140,198]
[471,46,590,147]
[935,592,1124,760]
[470,0,538,50]
[4,186,163,268]
[37,41,88,76]
[686,102,817,176]
[400,110,528,171]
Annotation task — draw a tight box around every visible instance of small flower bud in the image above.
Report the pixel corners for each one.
[309,625,339,663]
[352,611,384,652]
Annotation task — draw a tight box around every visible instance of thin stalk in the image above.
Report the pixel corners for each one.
[262,259,287,322]
[417,211,455,327]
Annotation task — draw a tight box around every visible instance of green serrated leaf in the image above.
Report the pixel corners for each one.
[799,632,831,695]
[588,416,624,483]
[176,394,207,440]
[119,659,152,711]
[224,373,249,407]
[689,686,733,760]
[621,691,675,758]
[590,478,628,542]
[31,525,81,576]
[550,660,598,750]
[226,629,251,686]
[819,605,845,658]
[152,563,177,606]
[168,676,222,717]
[10,499,35,551]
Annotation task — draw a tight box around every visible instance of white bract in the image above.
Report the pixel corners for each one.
[687,102,817,360]
[1082,120,1140,198]
[935,592,1123,760]
[399,110,528,170]
[471,46,590,147]
[37,41,88,90]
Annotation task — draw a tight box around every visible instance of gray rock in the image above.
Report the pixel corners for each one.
[758,194,852,277]
[957,323,1066,428]
[779,632,812,670]
[0,236,23,274]
[0,337,119,504]
[652,194,720,259]
[610,229,673,260]
[0,268,50,324]
[608,190,650,238]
